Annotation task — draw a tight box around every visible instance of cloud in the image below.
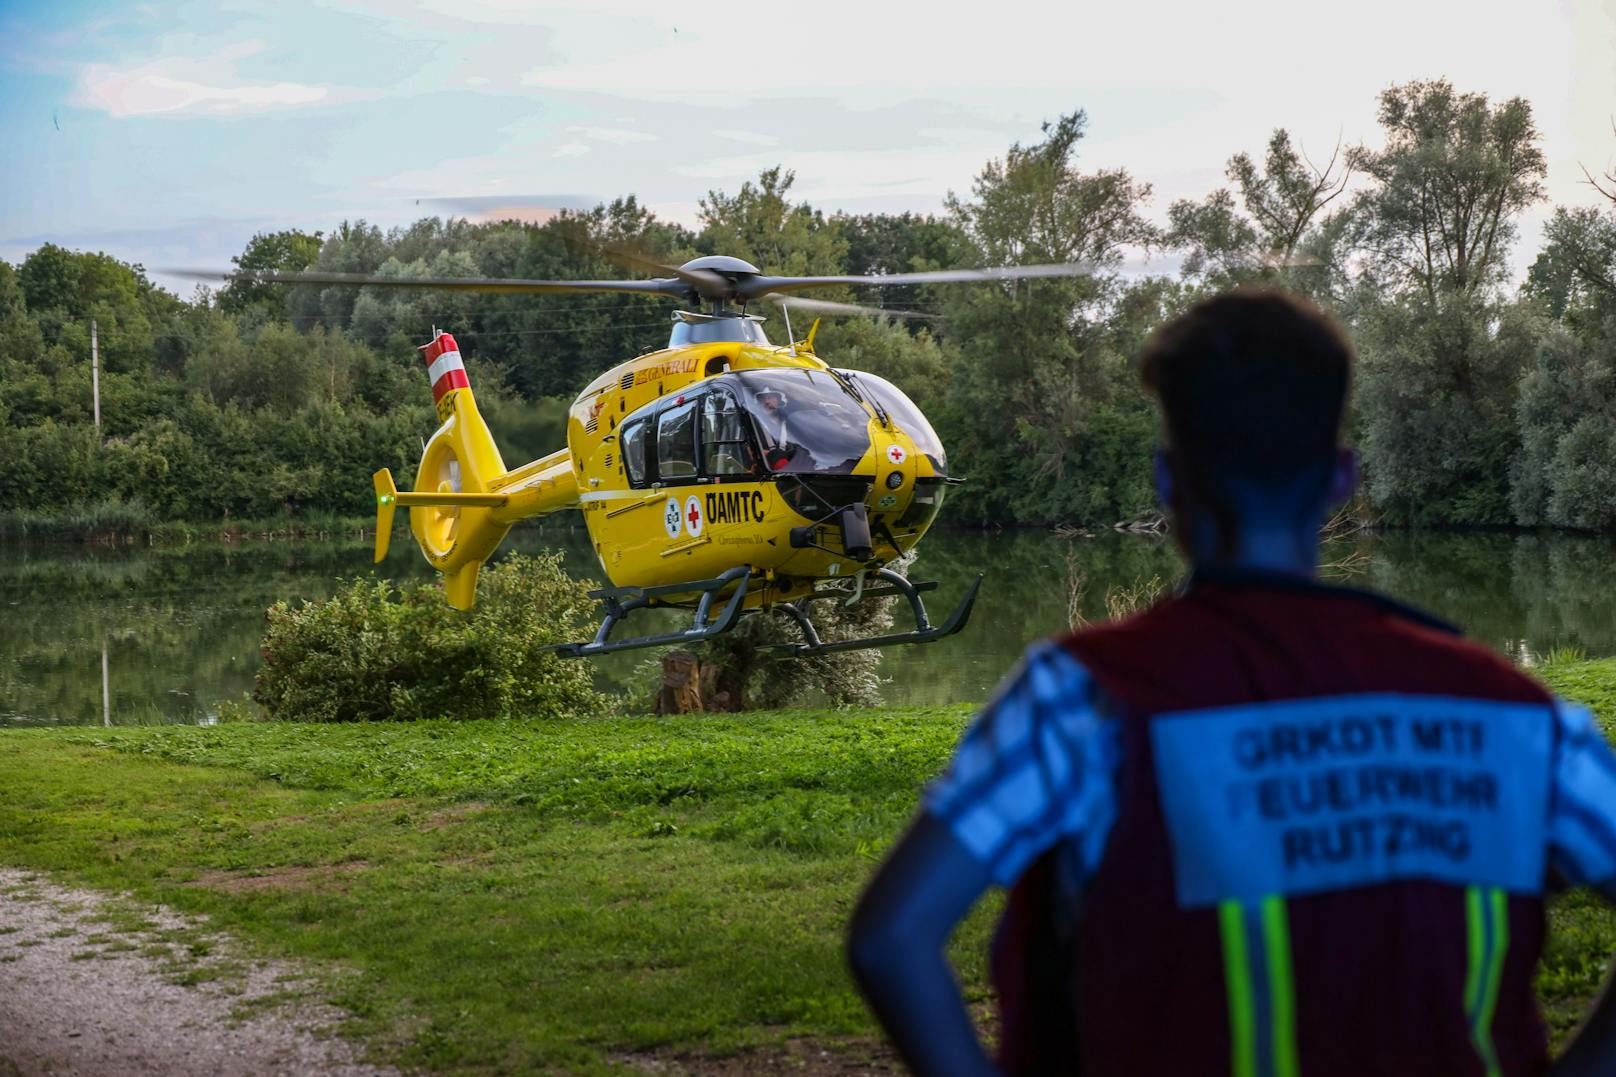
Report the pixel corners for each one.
[77,66,329,116]
[714,130,780,147]
[72,40,365,117]
[572,126,658,145]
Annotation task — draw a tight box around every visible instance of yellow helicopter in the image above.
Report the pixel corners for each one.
[223,254,1092,657]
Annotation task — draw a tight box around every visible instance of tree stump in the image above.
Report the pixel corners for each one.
[655,650,704,715]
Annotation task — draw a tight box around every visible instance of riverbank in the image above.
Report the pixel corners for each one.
[0,505,381,547]
[3,666,1615,1073]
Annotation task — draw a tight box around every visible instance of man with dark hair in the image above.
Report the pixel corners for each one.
[848,288,1616,1076]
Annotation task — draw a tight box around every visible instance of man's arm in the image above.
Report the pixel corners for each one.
[847,812,997,1077]
[848,641,1113,1075]
[1546,699,1616,1073]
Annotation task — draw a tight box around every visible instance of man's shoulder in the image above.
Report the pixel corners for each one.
[1354,607,1554,704]
[1050,590,1202,668]
[1049,580,1555,707]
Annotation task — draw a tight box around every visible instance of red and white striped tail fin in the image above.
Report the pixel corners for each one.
[418,331,470,404]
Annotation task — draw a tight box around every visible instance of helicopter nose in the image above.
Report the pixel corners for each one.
[870,437,916,513]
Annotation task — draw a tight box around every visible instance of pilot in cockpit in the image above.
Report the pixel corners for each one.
[755,386,796,469]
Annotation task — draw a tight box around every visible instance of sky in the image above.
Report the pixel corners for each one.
[2,0,1614,295]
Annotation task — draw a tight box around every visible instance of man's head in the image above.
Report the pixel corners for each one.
[1140,288,1354,564]
[757,388,786,414]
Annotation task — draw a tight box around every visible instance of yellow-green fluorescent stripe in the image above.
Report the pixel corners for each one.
[1478,887,1510,1077]
[1465,886,1508,1077]
[1262,895,1300,1077]
[1463,887,1485,1017]
[1219,900,1257,1077]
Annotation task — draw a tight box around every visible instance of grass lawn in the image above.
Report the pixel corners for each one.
[0,705,994,1074]
[3,660,1616,1073]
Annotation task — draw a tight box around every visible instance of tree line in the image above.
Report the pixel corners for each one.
[3,77,1614,532]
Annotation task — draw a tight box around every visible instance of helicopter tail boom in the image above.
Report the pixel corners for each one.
[369,332,579,610]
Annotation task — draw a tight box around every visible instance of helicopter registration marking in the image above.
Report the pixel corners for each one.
[664,497,683,538]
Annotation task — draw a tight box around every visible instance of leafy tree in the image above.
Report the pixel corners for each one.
[948,112,1156,268]
[938,112,1161,525]
[289,219,387,333]
[1348,79,1546,300]
[1514,199,1616,528]
[1524,207,1616,320]
[1512,326,1616,529]
[1167,129,1350,291]
[219,229,323,316]
[698,167,846,277]
[836,211,967,315]
[1345,81,1547,525]
[1353,292,1537,525]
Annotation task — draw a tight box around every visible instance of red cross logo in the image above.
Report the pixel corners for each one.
[687,503,701,529]
[887,445,906,465]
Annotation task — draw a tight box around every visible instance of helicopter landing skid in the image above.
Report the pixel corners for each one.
[547,566,752,659]
[768,569,984,657]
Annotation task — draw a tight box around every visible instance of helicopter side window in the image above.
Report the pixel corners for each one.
[657,400,698,482]
[620,418,650,486]
[702,391,756,477]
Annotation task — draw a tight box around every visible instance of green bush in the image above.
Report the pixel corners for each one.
[254,553,607,722]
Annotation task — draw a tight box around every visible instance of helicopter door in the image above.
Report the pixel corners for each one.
[702,390,758,477]
[656,399,699,482]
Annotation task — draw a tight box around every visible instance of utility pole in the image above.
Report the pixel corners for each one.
[101,637,111,727]
[91,319,101,438]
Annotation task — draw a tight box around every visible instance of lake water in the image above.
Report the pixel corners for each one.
[5,526,1615,727]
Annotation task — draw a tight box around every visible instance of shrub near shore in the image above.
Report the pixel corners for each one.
[254,553,606,722]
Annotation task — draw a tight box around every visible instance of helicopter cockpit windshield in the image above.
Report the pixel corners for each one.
[841,370,947,475]
[730,369,873,475]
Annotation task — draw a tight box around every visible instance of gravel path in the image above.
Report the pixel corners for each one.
[0,868,401,1077]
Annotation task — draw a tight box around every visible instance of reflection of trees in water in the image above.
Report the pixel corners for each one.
[0,540,381,726]
[1508,537,1616,659]
[9,528,1616,726]
[853,531,1183,707]
[1363,532,1616,659]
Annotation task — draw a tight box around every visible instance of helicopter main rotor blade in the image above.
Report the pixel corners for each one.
[735,261,1100,299]
[764,294,933,320]
[598,247,731,300]
[169,268,694,299]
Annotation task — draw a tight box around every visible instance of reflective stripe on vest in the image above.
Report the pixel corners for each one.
[1219,894,1299,1077]
[1465,886,1510,1077]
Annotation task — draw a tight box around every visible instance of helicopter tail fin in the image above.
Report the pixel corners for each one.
[421,330,472,409]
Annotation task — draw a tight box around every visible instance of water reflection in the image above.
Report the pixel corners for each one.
[3,527,1613,726]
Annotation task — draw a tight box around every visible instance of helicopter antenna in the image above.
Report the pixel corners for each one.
[781,302,796,351]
